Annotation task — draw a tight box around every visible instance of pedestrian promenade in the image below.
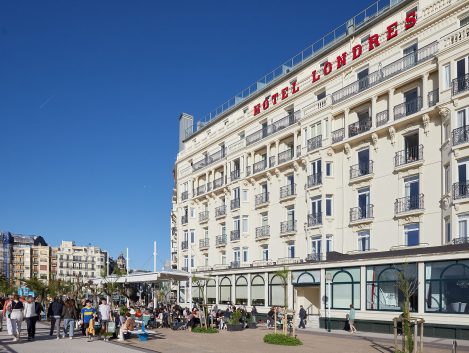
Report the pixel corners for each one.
[0,322,149,353]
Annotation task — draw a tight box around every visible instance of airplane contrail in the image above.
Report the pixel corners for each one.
[39,94,55,110]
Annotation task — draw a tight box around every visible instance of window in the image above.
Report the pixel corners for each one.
[242,215,249,233]
[221,252,226,265]
[219,277,231,304]
[458,215,469,238]
[327,267,361,309]
[262,246,269,260]
[358,230,370,251]
[443,64,451,90]
[317,90,326,101]
[326,235,333,252]
[190,229,195,244]
[233,248,240,264]
[269,274,286,306]
[190,207,195,218]
[366,264,418,311]
[311,237,321,255]
[251,275,265,306]
[311,121,322,138]
[405,223,420,246]
[207,279,216,304]
[235,276,248,305]
[288,243,295,258]
[183,230,188,242]
[204,228,208,240]
[425,260,469,313]
[242,189,249,202]
[326,162,333,176]
[183,256,188,269]
[445,219,451,243]
[242,247,248,263]
[190,255,195,269]
[326,195,333,216]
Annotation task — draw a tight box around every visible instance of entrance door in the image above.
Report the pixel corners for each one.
[358,149,370,175]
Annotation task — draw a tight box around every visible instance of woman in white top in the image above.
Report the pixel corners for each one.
[8,295,24,342]
[23,295,38,341]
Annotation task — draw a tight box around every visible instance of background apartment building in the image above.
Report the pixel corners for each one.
[171,0,469,337]
[54,241,108,282]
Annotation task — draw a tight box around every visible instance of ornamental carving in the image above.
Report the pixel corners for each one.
[344,143,351,158]
[440,195,450,210]
[371,133,378,151]
[327,147,334,157]
[454,203,460,212]
[438,106,451,120]
[422,114,430,135]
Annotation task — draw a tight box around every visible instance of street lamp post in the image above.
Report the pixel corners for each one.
[325,272,332,332]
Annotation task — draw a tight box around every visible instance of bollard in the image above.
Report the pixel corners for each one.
[452,340,457,353]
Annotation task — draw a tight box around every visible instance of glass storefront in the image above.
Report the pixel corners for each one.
[326,267,360,309]
[207,279,216,304]
[269,274,286,307]
[219,276,231,304]
[366,264,418,311]
[251,275,265,306]
[425,260,469,314]
[235,275,248,305]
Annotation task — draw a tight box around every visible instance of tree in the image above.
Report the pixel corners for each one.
[396,265,419,353]
[275,267,290,309]
[0,275,17,296]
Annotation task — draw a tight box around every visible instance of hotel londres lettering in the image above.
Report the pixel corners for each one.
[253,11,417,116]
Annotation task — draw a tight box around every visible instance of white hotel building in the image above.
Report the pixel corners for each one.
[171,0,469,338]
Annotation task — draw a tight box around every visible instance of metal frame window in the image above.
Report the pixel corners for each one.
[235,276,248,305]
[269,274,286,307]
[404,223,420,246]
[327,268,360,310]
[251,275,265,306]
[219,276,232,305]
[206,279,216,304]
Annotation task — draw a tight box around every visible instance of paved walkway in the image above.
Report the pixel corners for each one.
[0,322,150,353]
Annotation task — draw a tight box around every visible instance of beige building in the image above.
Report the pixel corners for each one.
[54,241,108,282]
[171,0,469,337]
[32,245,51,282]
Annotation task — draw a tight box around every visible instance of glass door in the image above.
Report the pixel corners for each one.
[358,149,370,175]
[405,176,420,210]
[358,187,370,218]
[458,162,468,197]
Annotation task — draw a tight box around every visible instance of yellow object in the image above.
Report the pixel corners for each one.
[88,318,96,336]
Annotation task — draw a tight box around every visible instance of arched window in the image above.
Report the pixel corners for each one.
[251,275,265,306]
[326,267,360,309]
[235,276,248,305]
[269,275,286,307]
[425,260,469,313]
[366,264,418,311]
[219,276,232,304]
[206,279,216,304]
[192,281,204,305]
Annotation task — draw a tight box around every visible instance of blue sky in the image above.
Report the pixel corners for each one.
[0,0,367,270]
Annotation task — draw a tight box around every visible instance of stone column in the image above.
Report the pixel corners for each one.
[264,272,269,309]
[388,88,395,121]
[360,266,366,311]
[421,72,430,108]
[417,262,425,314]
[247,273,252,307]
[215,275,219,305]
[371,96,377,123]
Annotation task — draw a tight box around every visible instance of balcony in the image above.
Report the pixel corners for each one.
[192,148,226,172]
[428,89,439,107]
[350,161,373,181]
[277,257,301,265]
[246,166,251,176]
[453,237,469,245]
[452,73,469,96]
[215,205,226,218]
[376,110,389,127]
[181,191,188,201]
[452,126,469,146]
[215,235,227,247]
[230,169,240,182]
[196,265,212,272]
[307,173,322,188]
[331,41,438,104]
[252,259,274,267]
[278,149,294,164]
[348,118,372,138]
[394,194,424,216]
[253,159,267,174]
[246,111,299,146]
[199,211,209,223]
[269,156,276,168]
[350,205,374,224]
[394,145,423,170]
[195,184,206,197]
[453,181,469,200]
[213,176,224,190]
[213,263,229,270]
[280,184,296,200]
[231,198,240,210]
[255,192,269,207]
[199,238,209,250]
[230,230,240,242]
[280,220,297,235]
[306,253,322,262]
[332,128,345,143]
[181,241,188,250]
[307,213,322,228]
[181,215,188,225]
[230,261,240,269]
[255,225,270,240]
[307,135,322,152]
[393,97,422,120]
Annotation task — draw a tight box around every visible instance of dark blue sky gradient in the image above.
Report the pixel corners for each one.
[0,0,366,270]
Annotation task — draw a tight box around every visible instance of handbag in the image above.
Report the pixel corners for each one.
[107,322,116,333]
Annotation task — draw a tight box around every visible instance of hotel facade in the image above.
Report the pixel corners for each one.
[171,0,469,338]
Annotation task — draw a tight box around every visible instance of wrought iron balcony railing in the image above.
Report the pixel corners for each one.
[376,110,389,127]
[215,235,227,246]
[278,149,294,164]
[255,225,270,239]
[253,159,267,173]
[350,161,373,179]
[231,198,240,210]
[348,118,372,138]
[280,184,296,199]
[199,211,209,223]
[255,192,269,206]
[213,176,224,189]
[307,135,322,152]
[195,184,206,196]
[269,156,276,168]
[230,230,240,241]
[230,169,240,181]
[452,126,469,146]
[453,237,469,245]
[394,145,423,167]
[181,241,188,250]
[307,173,322,188]
[394,97,422,120]
[452,73,469,96]
[306,253,322,262]
[394,194,424,214]
[350,205,374,222]
[307,213,322,227]
[332,128,345,143]
[199,238,209,249]
[181,191,188,201]
[215,205,226,217]
[453,181,469,200]
[428,88,439,107]
[280,220,297,234]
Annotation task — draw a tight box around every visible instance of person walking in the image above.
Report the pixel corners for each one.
[298,305,307,329]
[3,295,13,336]
[349,304,357,333]
[251,305,257,324]
[62,299,78,339]
[98,298,111,340]
[8,294,24,342]
[48,297,64,339]
[81,300,96,338]
[23,295,38,341]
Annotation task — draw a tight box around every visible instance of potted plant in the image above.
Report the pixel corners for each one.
[226,310,243,331]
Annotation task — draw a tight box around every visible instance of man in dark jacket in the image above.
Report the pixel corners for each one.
[298,305,307,329]
[47,297,64,339]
